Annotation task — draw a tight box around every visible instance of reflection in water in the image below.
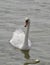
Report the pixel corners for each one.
[21,50,30,59]
[21,50,30,65]
[21,50,40,65]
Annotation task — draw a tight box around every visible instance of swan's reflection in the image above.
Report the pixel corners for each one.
[21,50,40,65]
[21,50,30,65]
[21,50,30,59]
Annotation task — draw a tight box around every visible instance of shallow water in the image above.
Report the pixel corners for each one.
[0,0,50,65]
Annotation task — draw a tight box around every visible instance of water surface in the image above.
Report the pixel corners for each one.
[0,0,50,65]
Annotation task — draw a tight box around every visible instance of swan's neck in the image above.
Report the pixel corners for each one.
[24,22,30,46]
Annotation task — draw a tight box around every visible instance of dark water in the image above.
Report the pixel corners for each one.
[0,0,50,65]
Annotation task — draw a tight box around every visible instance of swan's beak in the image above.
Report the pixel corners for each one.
[24,20,28,27]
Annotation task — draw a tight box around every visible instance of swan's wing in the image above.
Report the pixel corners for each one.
[10,29,25,48]
[10,29,31,49]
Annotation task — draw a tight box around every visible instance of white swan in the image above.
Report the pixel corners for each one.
[10,17,31,50]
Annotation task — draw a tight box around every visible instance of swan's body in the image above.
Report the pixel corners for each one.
[10,17,31,50]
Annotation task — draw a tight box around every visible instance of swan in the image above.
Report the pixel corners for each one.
[10,17,31,50]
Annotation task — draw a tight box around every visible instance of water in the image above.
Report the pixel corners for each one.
[0,0,50,65]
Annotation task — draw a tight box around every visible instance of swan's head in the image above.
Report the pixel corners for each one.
[24,17,30,27]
